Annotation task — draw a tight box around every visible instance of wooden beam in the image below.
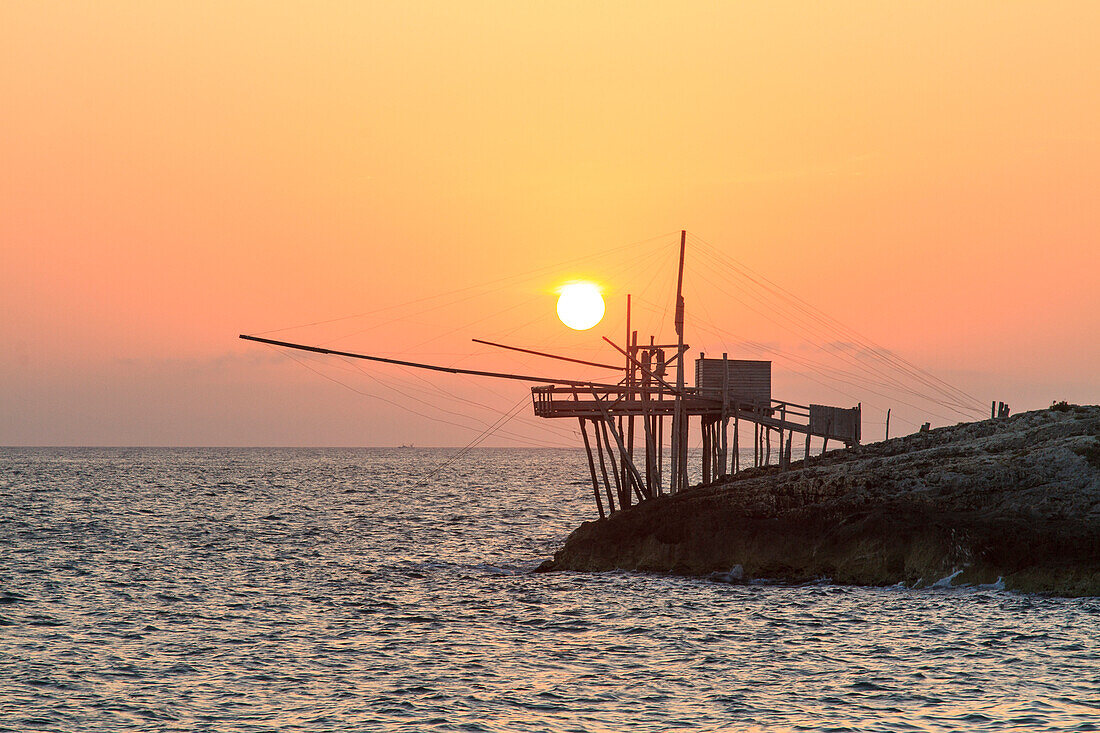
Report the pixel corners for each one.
[591,412,616,514]
[600,418,625,509]
[594,392,650,501]
[578,418,604,518]
[240,334,622,388]
[472,338,623,370]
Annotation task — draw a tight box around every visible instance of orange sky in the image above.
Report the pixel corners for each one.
[3,2,1098,446]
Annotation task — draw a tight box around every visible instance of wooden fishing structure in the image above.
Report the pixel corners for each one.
[240,230,861,519]
[527,231,859,517]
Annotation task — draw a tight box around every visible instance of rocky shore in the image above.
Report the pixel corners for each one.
[539,405,1100,596]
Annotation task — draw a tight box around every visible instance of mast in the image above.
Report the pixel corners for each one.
[623,294,632,497]
[671,229,687,493]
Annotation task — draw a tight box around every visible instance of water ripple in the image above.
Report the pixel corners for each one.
[1,447,1098,732]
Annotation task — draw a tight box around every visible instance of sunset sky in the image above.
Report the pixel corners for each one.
[3,2,1098,446]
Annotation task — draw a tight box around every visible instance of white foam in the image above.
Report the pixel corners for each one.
[709,564,745,584]
[932,569,965,588]
[977,576,1006,591]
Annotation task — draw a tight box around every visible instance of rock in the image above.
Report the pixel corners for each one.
[540,405,1100,596]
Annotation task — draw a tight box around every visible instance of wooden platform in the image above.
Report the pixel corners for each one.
[530,381,861,518]
[531,385,856,442]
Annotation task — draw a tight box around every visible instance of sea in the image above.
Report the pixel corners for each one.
[1,447,1098,732]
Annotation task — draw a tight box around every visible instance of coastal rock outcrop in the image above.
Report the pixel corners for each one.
[540,405,1100,596]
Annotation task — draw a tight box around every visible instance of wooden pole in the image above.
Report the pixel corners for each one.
[717,418,725,478]
[578,418,605,518]
[720,417,728,479]
[712,421,719,480]
[733,406,740,474]
[650,337,661,495]
[471,338,623,370]
[595,393,650,501]
[671,229,687,493]
[641,348,655,496]
[626,328,637,495]
[719,353,729,478]
[238,334,623,388]
[702,420,711,484]
[716,422,721,475]
[657,413,664,494]
[682,409,690,489]
[618,413,626,494]
[619,301,628,490]
[600,418,625,508]
[885,408,891,440]
[777,403,786,470]
[705,421,710,481]
[592,414,615,513]
[705,422,711,482]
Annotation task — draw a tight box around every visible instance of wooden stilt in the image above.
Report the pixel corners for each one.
[720,417,729,479]
[618,415,627,498]
[717,420,726,477]
[626,329,637,495]
[657,413,664,495]
[641,349,656,496]
[669,409,679,494]
[652,414,660,492]
[671,231,687,494]
[592,414,615,513]
[715,421,722,477]
[578,418,605,518]
[718,353,729,479]
[777,404,785,471]
[702,420,711,484]
[710,421,719,481]
[733,407,740,474]
[595,396,649,502]
[601,418,626,508]
[681,409,690,489]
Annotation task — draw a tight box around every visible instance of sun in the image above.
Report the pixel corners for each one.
[556,281,605,330]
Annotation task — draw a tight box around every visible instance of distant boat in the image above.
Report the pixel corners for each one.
[398,443,414,449]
